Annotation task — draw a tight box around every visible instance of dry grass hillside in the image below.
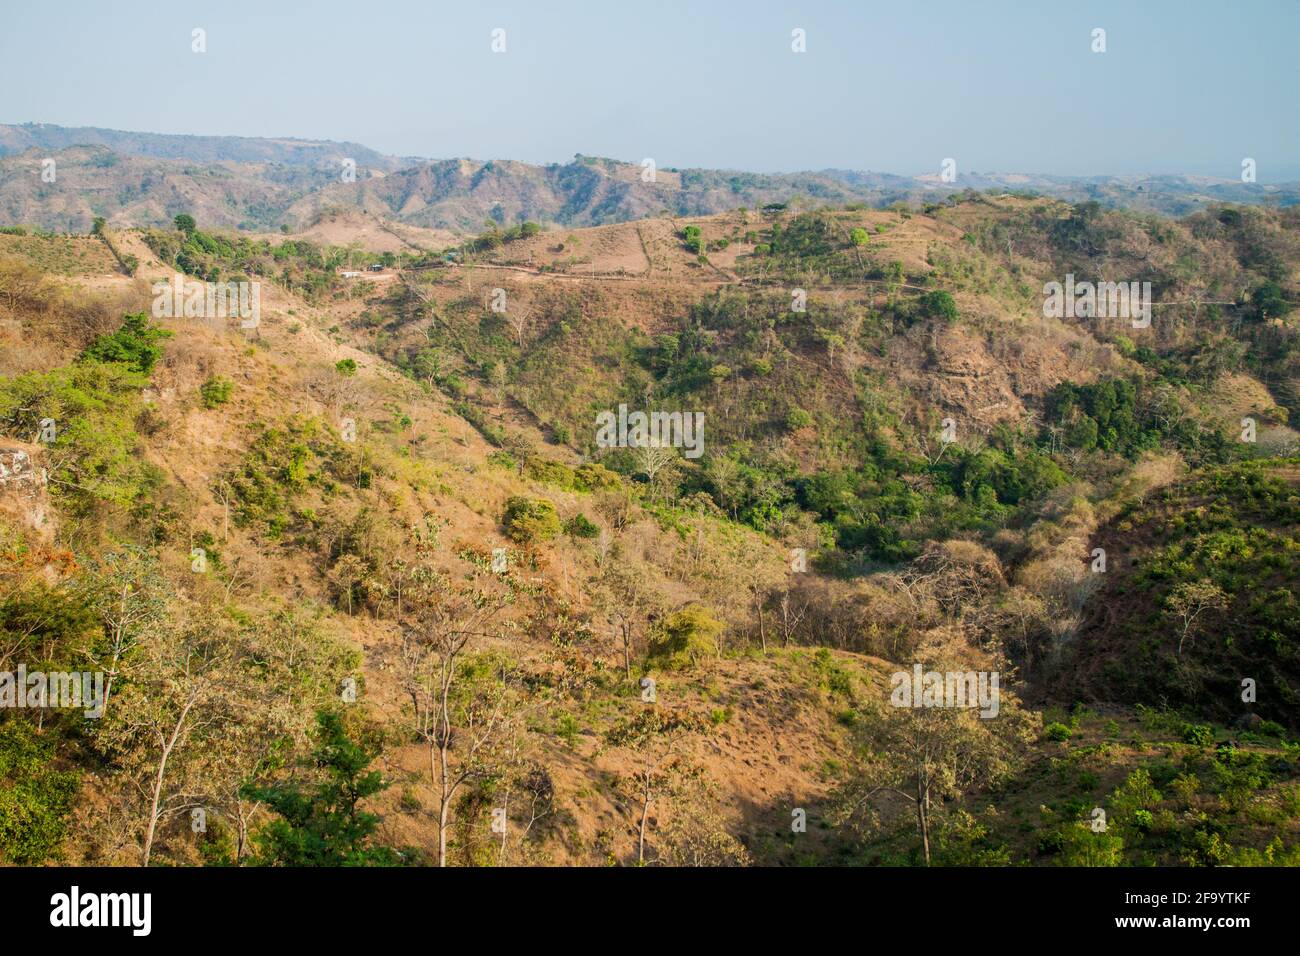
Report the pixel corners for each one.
[2,193,1298,868]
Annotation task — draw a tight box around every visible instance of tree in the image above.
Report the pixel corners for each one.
[173,214,196,236]
[1251,280,1290,322]
[503,496,561,543]
[836,637,1037,864]
[775,587,810,649]
[82,312,173,376]
[327,554,367,616]
[491,723,554,866]
[604,708,707,864]
[400,581,515,866]
[635,442,678,500]
[598,558,653,679]
[704,454,744,519]
[0,721,79,863]
[921,290,958,322]
[1166,580,1229,656]
[243,710,404,866]
[219,607,363,864]
[655,769,751,866]
[102,612,241,866]
[507,302,534,346]
[80,549,169,719]
[648,605,723,669]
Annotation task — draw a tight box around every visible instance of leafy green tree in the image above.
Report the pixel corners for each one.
[244,711,404,866]
[921,290,958,322]
[82,313,173,375]
[1251,280,1290,321]
[173,214,197,235]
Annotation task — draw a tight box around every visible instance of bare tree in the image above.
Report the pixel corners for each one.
[599,560,652,679]
[401,582,514,867]
[775,588,810,649]
[604,708,706,864]
[507,303,533,346]
[635,442,678,501]
[1166,580,1230,656]
[102,615,239,867]
[494,719,554,866]
[81,550,168,719]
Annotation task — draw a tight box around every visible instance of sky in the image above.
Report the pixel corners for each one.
[3,0,1298,180]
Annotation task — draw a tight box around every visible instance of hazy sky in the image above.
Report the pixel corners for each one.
[4,0,1298,179]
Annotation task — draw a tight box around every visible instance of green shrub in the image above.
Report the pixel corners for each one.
[564,513,600,538]
[1181,722,1214,746]
[503,496,561,543]
[647,605,724,669]
[200,376,234,408]
[1044,722,1073,742]
[786,407,814,430]
[681,225,703,254]
[1055,821,1124,866]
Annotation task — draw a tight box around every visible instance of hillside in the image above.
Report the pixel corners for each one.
[1,191,1298,868]
[1053,459,1300,725]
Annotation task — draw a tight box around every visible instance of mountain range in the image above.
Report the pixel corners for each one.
[2,122,1297,235]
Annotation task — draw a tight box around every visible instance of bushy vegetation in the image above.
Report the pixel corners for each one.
[647,605,724,669]
[141,214,400,302]
[503,496,561,543]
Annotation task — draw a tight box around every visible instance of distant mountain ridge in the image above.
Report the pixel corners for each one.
[1,122,1297,234]
[0,122,407,170]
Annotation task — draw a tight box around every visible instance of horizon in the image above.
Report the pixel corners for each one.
[2,0,1298,181]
